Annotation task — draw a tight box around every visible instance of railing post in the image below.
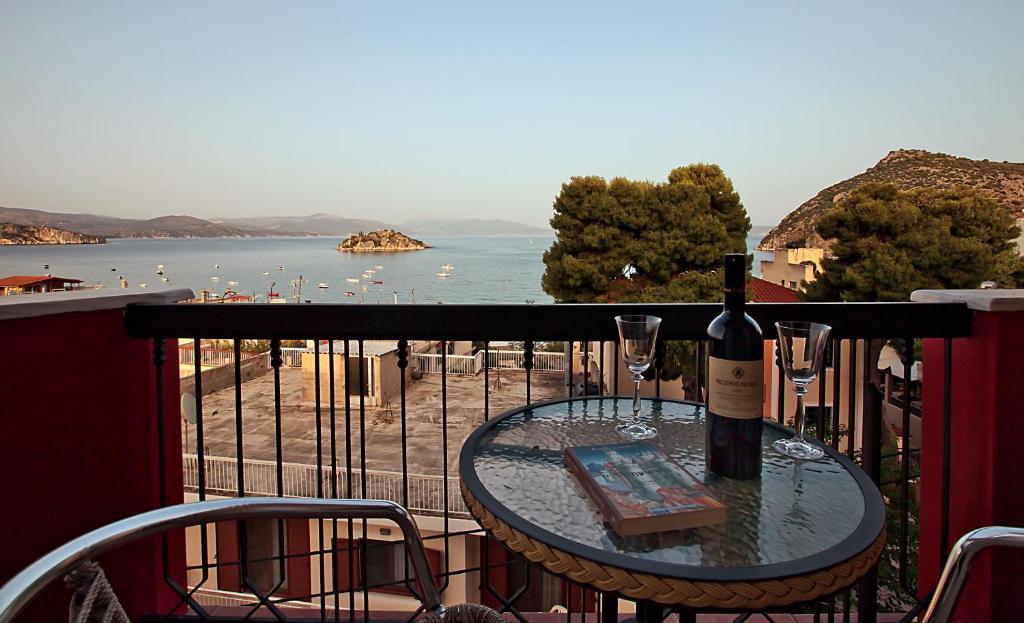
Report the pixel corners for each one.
[857,339,883,623]
[914,289,1024,623]
[0,289,190,622]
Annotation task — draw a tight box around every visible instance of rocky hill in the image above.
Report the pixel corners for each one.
[337,229,427,252]
[0,223,105,245]
[759,149,1024,251]
[0,222,105,244]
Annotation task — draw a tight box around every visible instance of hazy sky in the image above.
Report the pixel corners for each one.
[2,1,1022,228]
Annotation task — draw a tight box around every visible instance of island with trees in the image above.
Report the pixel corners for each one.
[336,229,428,252]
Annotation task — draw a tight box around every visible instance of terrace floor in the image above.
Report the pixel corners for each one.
[182,367,566,476]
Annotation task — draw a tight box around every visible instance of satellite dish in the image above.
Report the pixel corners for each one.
[181,392,197,425]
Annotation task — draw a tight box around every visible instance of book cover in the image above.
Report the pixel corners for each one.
[564,442,726,537]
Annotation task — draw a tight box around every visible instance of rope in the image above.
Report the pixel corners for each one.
[65,561,130,623]
[461,480,885,610]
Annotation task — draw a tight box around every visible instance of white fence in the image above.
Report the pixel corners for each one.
[487,350,565,372]
[182,454,467,517]
[178,346,260,368]
[412,352,483,375]
[411,350,566,375]
[280,347,305,367]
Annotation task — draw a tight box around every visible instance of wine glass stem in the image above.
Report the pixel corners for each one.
[794,386,807,441]
[633,378,641,421]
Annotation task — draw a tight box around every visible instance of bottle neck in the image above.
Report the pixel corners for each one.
[724,289,745,313]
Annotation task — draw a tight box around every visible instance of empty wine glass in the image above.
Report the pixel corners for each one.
[615,315,662,440]
[773,321,831,460]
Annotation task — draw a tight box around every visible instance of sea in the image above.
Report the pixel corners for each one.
[0,233,770,304]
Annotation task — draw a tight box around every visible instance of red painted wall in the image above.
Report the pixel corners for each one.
[921,312,1024,622]
[0,308,184,622]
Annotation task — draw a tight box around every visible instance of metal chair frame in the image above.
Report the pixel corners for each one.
[911,525,1024,623]
[0,498,444,623]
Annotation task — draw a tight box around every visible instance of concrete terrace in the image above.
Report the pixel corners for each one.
[183,366,566,476]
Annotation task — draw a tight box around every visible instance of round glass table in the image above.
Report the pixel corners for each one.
[459,397,886,616]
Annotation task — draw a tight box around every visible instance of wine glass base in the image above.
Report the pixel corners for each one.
[772,437,824,461]
[616,422,658,441]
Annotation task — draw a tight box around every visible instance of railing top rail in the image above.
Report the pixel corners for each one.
[126,301,973,340]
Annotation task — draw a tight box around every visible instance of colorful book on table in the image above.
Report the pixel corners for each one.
[564,442,726,537]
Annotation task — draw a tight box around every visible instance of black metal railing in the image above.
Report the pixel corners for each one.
[126,301,973,623]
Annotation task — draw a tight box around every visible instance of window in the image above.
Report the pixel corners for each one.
[333,538,442,596]
[789,280,798,289]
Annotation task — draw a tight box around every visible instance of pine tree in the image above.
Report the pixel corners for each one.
[804,183,1024,302]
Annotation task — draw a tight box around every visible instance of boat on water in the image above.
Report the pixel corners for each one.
[318,283,329,289]
[211,276,220,281]
[276,266,285,271]
[442,264,454,271]
[436,272,451,278]
[345,291,356,296]
[261,271,270,276]
[374,265,383,269]
[156,269,164,275]
[228,281,238,286]
[346,278,360,283]
[371,279,383,284]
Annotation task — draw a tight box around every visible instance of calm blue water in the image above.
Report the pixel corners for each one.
[0,234,768,303]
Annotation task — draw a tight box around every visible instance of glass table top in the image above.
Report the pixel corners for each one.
[461,397,884,581]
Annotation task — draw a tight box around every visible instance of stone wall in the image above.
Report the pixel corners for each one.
[180,352,270,399]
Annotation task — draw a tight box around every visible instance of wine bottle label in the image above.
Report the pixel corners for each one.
[708,356,763,420]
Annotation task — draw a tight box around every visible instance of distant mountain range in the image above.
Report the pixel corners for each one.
[759,149,1024,251]
[398,217,550,236]
[213,213,390,236]
[0,207,550,240]
[0,207,290,239]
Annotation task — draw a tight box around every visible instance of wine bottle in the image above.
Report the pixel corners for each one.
[706,253,764,479]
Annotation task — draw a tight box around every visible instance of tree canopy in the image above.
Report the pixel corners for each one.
[542,163,751,304]
[804,183,1024,302]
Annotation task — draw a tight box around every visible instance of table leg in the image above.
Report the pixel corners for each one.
[676,607,696,623]
[602,592,619,623]
[635,600,668,623]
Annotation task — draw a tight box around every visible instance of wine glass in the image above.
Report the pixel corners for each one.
[614,315,662,440]
[773,321,831,460]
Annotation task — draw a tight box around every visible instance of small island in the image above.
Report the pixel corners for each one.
[336,229,428,252]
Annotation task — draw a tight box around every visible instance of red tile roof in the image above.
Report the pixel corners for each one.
[751,277,802,303]
[0,275,82,287]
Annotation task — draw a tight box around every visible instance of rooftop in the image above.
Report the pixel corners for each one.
[0,275,82,287]
[751,277,802,303]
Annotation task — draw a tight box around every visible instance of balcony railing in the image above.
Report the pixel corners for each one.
[126,300,973,623]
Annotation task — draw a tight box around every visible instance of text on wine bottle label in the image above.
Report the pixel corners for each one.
[708,356,764,420]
